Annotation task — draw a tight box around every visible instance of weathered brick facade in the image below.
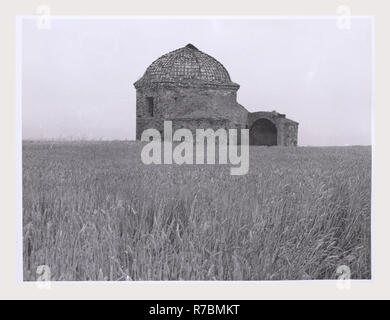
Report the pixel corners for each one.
[134,44,298,146]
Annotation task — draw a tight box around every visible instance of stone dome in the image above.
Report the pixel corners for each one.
[134,44,239,89]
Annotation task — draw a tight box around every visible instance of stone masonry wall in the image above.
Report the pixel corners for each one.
[136,117,235,140]
[136,86,298,146]
[248,111,298,146]
[136,84,248,139]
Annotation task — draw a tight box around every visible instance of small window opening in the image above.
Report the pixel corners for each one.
[146,97,154,117]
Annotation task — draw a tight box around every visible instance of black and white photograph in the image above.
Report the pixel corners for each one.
[20,16,372,282]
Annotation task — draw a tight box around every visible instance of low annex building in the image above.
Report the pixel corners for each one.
[133,44,298,146]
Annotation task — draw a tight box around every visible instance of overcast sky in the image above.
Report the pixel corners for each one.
[21,17,372,146]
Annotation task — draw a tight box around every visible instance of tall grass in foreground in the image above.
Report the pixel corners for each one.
[22,142,371,280]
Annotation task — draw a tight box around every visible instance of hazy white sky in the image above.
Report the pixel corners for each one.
[21,17,372,145]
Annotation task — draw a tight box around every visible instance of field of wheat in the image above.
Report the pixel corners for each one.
[22,141,371,281]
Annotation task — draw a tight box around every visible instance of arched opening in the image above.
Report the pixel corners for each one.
[250,118,277,146]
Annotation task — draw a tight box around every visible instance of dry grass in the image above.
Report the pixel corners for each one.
[22,141,371,280]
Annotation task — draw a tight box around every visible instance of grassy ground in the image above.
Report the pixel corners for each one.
[22,141,371,280]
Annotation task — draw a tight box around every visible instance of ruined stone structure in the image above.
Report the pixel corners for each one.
[134,44,298,146]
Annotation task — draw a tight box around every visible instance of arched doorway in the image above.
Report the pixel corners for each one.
[250,118,277,146]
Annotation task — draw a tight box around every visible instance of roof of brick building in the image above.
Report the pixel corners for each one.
[134,44,239,88]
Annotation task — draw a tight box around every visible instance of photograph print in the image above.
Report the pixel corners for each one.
[21,17,372,281]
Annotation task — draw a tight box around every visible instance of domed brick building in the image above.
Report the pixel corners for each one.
[134,44,298,146]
